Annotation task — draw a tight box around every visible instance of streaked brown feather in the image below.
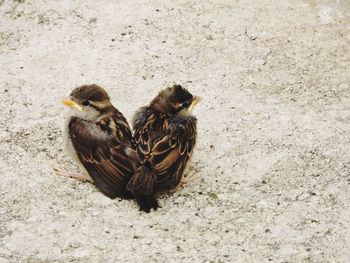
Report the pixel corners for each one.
[154,147,180,172]
[127,85,198,212]
[69,115,134,199]
[132,107,197,191]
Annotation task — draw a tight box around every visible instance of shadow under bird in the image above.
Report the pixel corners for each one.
[127,84,202,212]
[55,84,135,199]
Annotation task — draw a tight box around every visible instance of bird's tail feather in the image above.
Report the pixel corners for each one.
[126,161,159,212]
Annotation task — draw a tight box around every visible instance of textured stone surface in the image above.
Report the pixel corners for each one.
[0,0,349,262]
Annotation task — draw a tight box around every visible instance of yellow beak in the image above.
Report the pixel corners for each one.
[61,98,83,112]
[188,96,202,112]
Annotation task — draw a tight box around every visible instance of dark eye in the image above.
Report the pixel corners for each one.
[82,100,90,106]
[182,100,191,108]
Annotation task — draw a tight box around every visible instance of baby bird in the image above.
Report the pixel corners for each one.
[127,84,201,212]
[55,84,135,199]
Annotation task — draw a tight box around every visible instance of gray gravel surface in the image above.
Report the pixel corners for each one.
[0,0,349,262]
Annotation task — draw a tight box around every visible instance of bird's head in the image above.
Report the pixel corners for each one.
[61,84,112,120]
[150,85,202,116]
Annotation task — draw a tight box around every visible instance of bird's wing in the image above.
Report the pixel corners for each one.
[134,111,196,189]
[69,117,134,199]
[98,110,135,149]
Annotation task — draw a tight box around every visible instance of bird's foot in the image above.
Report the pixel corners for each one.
[179,173,199,187]
[52,165,93,183]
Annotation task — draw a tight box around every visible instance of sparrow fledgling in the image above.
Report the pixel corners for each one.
[126,84,201,212]
[55,84,135,199]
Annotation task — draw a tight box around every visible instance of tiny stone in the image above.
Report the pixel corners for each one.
[89,17,97,23]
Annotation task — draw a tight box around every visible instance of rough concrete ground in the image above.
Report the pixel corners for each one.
[0,0,349,262]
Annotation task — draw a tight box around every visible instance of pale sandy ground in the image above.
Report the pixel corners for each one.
[0,0,350,262]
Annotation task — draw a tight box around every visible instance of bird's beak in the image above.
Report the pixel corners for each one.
[188,96,202,112]
[61,98,83,112]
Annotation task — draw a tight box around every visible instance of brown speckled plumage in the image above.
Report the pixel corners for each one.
[64,85,135,199]
[127,85,199,212]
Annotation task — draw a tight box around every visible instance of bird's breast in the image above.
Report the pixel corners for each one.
[63,117,81,165]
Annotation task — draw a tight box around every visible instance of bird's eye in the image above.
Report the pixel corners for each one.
[82,100,90,106]
[181,100,191,108]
